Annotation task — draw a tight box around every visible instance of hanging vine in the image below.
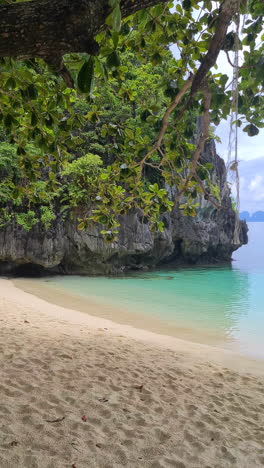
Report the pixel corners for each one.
[226,5,242,245]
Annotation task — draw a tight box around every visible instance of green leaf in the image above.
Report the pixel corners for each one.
[182,0,192,10]
[100,172,110,180]
[112,4,121,32]
[17,146,26,156]
[111,31,120,49]
[31,111,38,126]
[151,52,163,66]
[219,74,229,87]
[78,221,85,230]
[243,124,259,136]
[222,32,236,51]
[77,57,95,94]
[11,188,21,200]
[49,171,56,181]
[108,0,118,8]
[141,109,151,121]
[5,77,16,90]
[26,84,38,100]
[106,51,120,69]
[4,114,13,128]
[45,114,53,128]
[106,0,121,32]
[253,2,264,15]
[176,4,183,13]
[124,128,134,139]
[95,58,108,82]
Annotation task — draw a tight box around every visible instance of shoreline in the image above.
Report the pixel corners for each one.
[7,278,264,375]
[1,277,264,467]
[13,276,234,348]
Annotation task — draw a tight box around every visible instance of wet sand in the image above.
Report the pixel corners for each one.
[13,277,236,349]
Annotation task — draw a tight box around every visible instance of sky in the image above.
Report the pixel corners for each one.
[236,158,264,213]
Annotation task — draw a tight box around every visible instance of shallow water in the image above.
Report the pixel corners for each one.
[18,223,264,359]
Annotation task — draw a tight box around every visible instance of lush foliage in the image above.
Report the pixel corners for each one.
[0,0,263,239]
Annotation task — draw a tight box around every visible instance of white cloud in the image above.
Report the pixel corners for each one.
[234,159,264,213]
[249,175,263,191]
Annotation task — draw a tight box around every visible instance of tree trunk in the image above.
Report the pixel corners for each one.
[0,0,167,61]
[0,0,240,88]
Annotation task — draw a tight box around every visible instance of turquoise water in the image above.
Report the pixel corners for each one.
[40,223,264,359]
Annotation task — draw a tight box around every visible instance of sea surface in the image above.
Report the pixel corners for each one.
[17,223,264,359]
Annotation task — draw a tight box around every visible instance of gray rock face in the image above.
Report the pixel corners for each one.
[0,140,247,275]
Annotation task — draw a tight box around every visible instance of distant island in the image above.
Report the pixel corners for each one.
[240,211,264,222]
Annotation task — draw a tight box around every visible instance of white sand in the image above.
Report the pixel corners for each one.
[0,278,264,468]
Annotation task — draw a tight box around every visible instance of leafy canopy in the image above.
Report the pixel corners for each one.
[0,0,263,239]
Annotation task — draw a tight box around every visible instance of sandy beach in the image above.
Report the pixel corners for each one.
[0,278,264,468]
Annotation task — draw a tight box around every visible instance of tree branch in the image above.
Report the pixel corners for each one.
[225,51,250,70]
[46,56,75,88]
[136,76,193,180]
[190,0,240,96]
[175,83,212,204]
[194,173,221,209]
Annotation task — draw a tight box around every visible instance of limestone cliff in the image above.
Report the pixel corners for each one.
[0,139,247,275]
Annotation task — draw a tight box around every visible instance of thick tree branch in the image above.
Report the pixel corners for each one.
[0,0,168,61]
[190,0,240,96]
